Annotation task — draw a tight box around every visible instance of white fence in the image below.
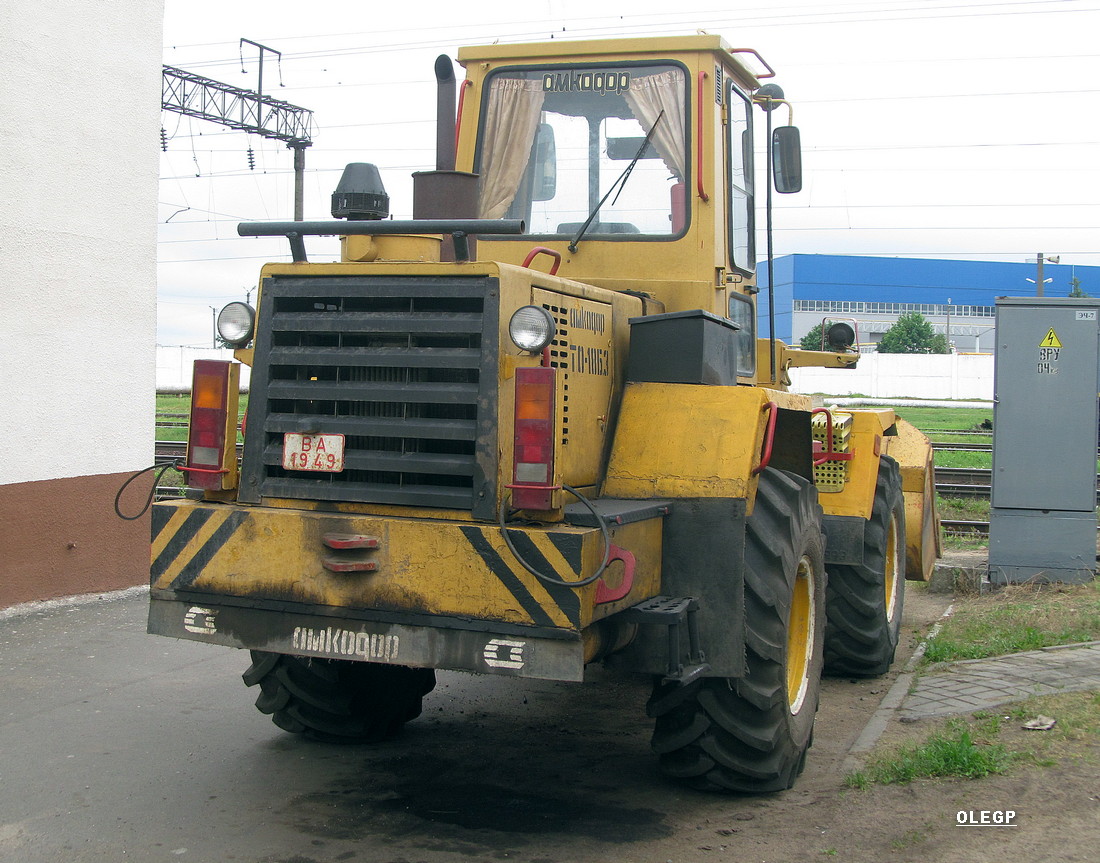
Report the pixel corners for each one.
[156,346,993,402]
[157,346,251,391]
[789,352,993,400]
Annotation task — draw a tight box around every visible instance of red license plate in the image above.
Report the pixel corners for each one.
[282,433,345,472]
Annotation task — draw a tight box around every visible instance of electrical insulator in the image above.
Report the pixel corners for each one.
[160,127,168,152]
[247,147,256,170]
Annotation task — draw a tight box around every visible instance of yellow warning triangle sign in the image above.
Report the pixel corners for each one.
[1039,328,1062,348]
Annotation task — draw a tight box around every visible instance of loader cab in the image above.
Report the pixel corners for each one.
[475,62,690,242]
[458,36,796,323]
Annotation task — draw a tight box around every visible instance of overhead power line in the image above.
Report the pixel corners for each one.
[162,65,314,146]
[162,58,316,220]
[165,0,1098,70]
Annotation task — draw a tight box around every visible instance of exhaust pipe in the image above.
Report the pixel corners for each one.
[412,54,481,260]
[434,54,457,172]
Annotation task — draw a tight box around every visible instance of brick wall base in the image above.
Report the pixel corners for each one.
[1,472,149,608]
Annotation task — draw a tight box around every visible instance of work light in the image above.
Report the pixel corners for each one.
[508,305,556,352]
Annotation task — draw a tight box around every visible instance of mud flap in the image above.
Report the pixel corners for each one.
[606,498,747,679]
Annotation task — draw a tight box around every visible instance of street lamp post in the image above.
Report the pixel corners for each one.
[975,325,995,354]
[1033,252,1060,297]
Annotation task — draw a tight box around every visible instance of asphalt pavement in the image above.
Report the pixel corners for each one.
[2,580,1097,863]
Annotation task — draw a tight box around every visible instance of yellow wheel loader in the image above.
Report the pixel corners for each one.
[149,34,940,793]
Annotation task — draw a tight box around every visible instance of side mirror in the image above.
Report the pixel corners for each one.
[772,126,802,194]
[531,123,557,201]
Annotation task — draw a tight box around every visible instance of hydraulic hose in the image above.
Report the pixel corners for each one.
[114,462,182,521]
[497,485,613,589]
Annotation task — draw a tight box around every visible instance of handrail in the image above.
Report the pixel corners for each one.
[238,218,525,263]
[696,71,709,203]
[727,48,777,80]
[753,401,779,475]
[238,219,525,237]
[454,79,473,158]
[521,246,562,275]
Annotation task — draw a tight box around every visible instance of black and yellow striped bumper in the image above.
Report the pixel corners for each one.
[148,499,664,681]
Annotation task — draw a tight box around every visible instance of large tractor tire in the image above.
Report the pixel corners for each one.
[824,456,905,677]
[242,651,436,743]
[648,468,827,793]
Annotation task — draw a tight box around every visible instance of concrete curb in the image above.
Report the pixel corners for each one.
[0,585,149,622]
[928,552,988,594]
[840,602,956,774]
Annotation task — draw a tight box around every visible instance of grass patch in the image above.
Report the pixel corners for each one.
[942,532,989,552]
[923,580,1100,664]
[936,494,989,522]
[893,406,993,431]
[894,405,993,471]
[890,829,928,850]
[933,449,992,470]
[850,691,1100,789]
[155,393,192,414]
[937,494,990,549]
[846,720,1014,787]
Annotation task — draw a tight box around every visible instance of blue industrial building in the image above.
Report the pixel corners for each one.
[758,255,1100,353]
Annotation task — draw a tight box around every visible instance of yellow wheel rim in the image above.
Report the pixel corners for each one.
[786,555,815,714]
[884,514,900,624]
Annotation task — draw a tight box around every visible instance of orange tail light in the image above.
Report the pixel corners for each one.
[508,366,558,510]
[182,360,240,491]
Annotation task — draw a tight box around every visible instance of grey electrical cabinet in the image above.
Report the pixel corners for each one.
[988,297,1099,583]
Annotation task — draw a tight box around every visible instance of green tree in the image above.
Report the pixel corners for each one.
[1068,277,1089,298]
[800,322,824,351]
[799,322,845,352]
[876,311,950,354]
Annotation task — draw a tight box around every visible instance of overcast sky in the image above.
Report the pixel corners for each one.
[158,0,1100,346]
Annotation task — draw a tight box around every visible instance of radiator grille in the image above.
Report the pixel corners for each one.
[239,275,498,516]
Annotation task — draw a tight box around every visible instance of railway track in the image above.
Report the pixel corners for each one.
[155,440,242,462]
[931,440,992,453]
[940,519,990,537]
[934,467,1100,502]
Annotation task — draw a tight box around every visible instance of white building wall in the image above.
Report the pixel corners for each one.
[790,353,994,400]
[1,1,163,607]
[1,1,162,485]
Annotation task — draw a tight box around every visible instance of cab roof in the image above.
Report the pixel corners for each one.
[456,34,766,89]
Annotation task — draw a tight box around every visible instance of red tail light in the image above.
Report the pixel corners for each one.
[183,360,240,491]
[509,366,558,510]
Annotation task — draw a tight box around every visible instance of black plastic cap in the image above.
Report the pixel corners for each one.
[331,162,390,220]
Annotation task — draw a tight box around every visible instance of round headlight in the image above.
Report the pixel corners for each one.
[217,302,256,347]
[508,306,556,353]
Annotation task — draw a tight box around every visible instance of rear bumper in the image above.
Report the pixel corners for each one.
[148,497,668,681]
[148,593,586,680]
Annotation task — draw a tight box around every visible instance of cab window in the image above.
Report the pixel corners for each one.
[727,80,755,274]
[476,63,689,239]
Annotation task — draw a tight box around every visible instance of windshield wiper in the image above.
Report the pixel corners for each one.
[568,110,665,253]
